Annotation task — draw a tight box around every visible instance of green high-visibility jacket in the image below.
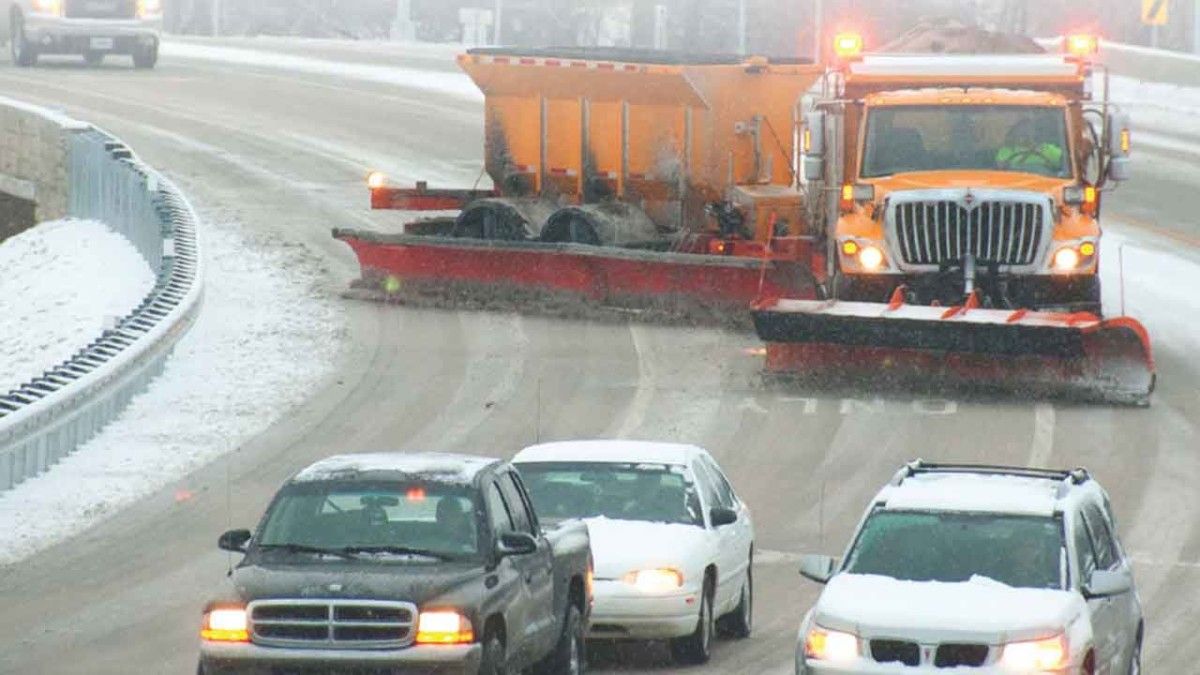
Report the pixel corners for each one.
[996,143,1063,171]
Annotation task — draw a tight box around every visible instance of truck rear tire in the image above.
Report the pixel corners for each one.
[669,582,714,665]
[132,43,158,69]
[11,16,37,68]
[534,604,585,674]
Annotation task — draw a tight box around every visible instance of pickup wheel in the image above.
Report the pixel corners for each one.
[479,634,508,675]
[718,563,752,639]
[669,581,714,665]
[534,604,585,674]
[11,15,37,68]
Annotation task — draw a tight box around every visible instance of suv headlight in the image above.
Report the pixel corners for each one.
[201,606,250,643]
[804,625,859,662]
[1000,634,1068,670]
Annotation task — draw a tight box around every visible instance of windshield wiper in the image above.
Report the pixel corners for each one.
[339,545,453,560]
[258,543,357,560]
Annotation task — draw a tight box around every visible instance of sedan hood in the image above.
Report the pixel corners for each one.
[231,558,485,607]
[815,573,1083,644]
[584,517,711,580]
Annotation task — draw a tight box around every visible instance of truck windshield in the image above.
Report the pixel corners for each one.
[844,510,1065,589]
[517,462,704,526]
[861,105,1071,179]
[257,482,481,560]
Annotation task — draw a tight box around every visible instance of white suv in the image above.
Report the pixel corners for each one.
[795,461,1142,674]
[3,0,161,68]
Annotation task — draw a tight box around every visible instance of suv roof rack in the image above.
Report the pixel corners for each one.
[892,459,1090,486]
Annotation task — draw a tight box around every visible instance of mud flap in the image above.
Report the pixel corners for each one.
[752,299,1155,405]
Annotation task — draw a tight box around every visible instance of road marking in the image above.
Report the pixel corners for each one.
[611,326,654,438]
[755,549,806,566]
[1028,403,1056,468]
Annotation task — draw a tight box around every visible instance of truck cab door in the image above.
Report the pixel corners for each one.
[485,480,538,667]
[498,472,558,665]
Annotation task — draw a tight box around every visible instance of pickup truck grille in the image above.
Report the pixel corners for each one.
[888,192,1050,268]
[249,600,417,649]
[64,0,136,19]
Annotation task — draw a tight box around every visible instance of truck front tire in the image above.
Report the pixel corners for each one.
[11,16,37,67]
[132,42,158,69]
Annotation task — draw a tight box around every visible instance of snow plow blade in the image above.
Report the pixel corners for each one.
[334,229,814,326]
[752,299,1155,405]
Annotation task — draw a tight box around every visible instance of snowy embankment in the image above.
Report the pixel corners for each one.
[0,221,343,565]
[0,220,155,392]
[1109,75,1200,150]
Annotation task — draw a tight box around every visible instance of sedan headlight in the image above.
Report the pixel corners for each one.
[1000,634,1068,670]
[622,568,684,593]
[416,610,474,644]
[804,625,859,662]
[201,606,249,643]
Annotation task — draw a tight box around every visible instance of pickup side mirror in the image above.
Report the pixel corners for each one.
[710,507,738,527]
[1084,569,1132,599]
[799,554,837,584]
[496,532,538,558]
[218,529,252,553]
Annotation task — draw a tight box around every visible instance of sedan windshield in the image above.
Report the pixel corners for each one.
[257,481,481,560]
[844,510,1064,589]
[861,105,1071,178]
[517,462,704,526]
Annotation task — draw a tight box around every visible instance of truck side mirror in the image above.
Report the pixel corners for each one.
[497,532,538,558]
[1107,157,1131,183]
[799,554,837,584]
[1106,111,1132,183]
[219,529,252,553]
[801,111,826,182]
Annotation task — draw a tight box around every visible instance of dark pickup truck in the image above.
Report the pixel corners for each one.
[198,452,591,675]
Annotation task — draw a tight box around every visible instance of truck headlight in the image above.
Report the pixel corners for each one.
[840,239,889,273]
[31,0,62,15]
[1000,634,1068,670]
[804,625,859,662]
[201,607,250,643]
[416,610,475,644]
[623,568,684,593]
[1051,239,1097,272]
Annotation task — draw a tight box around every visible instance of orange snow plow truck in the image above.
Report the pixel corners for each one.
[334,35,1154,404]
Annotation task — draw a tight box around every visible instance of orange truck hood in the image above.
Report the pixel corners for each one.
[867,170,1072,196]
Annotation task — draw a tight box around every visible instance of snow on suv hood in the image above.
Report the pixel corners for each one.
[584,517,710,581]
[815,574,1084,644]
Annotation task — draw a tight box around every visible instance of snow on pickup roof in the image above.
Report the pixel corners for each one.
[292,452,498,484]
[879,472,1063,516]
[514,440,699,466]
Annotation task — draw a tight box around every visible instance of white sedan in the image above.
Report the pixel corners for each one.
[512,440,754,665]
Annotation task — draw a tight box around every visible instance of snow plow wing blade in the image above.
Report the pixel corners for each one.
[752,299,1155,405]
[335,229,814,327]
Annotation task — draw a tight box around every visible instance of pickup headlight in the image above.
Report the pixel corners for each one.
[416,610,475,644]
[804,625,859,662]
[1000,634,1068,670]
[137,0,163,17]
[622,568,684,593]
[201,606,250,643]
[31,0,62,15]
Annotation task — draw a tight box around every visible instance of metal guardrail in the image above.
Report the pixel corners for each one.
[0,121,203,492]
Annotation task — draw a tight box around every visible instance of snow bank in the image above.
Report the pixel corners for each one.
[0,219,155,392]
[1109,75,1200,142]
[160,41,481,103]
[0,220,344,565]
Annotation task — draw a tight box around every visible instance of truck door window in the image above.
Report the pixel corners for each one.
[486,482,516,535]
[499,474,535,535]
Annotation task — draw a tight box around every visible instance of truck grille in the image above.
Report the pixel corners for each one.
[64,0,136,19]
[888,192,1050,268]
[249,600,417,649]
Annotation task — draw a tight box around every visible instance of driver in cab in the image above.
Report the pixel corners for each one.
[996,117,1063,174]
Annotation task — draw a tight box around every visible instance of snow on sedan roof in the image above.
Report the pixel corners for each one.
[879,472,1063,517]
[292,452,498,484]
[513,440,699,466]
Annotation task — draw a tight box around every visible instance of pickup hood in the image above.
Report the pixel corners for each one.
[584,517,711,581]
[815,573,1083,644]
[870,170,1071,196]
[230,558,485,607]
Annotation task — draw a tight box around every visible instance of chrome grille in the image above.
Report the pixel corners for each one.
[249,600,417,649]
[889,193,1049,268]
[64,0,136,19]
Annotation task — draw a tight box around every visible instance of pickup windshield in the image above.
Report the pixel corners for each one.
[518,462,704,526]
[257,481,481,560]
[861,105,1071,179]
[844,510,1065,589]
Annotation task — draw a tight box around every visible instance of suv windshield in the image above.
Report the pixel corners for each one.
[257,481,481,560]
[844,510,1064,589]
[861,105,1071,179]
[517,462,704,526]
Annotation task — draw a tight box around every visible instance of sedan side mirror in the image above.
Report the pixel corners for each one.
[497,532,538,558]
[1084,569,1132,599]
[218,529,252,553]
[799,554,837,584]
[710,507,738,527]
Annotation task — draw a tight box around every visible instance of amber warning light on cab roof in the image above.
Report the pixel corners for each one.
[833,32,865,60]
[1065,33,1100,57]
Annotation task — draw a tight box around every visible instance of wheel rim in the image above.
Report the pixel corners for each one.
[568,629,581,675]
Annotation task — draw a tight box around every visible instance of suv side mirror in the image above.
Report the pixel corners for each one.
[710,507,738,527]
[219,529,252,553]
[1084,569,1132,599]
[799,554,837,584]
[497,532,538,557]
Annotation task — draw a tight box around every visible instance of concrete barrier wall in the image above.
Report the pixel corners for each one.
[0,98,85,241]
[1099,41,1200,88]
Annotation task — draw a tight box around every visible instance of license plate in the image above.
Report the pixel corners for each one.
[89,37,115,51]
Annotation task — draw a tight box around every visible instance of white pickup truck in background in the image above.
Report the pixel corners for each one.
[2,0,161,68]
